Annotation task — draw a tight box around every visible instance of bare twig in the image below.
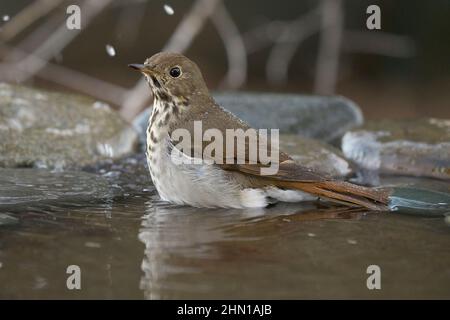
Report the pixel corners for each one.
[163,0,221,53]
[211,2,247,89]
[242,19,281,54]
[8,9,64,55]
[314,0,344,94]
[0,0,65,42]
[266,8,320,85]
[12,0,113,83]
[120,0,222,121]
[0,44,128,105]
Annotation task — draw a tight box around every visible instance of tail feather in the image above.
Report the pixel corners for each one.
[273,180,390,211]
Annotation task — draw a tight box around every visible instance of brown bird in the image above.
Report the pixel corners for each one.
[129,52,389,210]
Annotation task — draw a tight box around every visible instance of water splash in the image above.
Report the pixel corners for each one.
[105,44,116,57]
[164,4,174,15]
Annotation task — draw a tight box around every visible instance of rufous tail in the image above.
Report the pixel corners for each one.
[273,180,390,211]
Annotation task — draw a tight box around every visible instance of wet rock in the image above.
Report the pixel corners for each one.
[133,92,363,146]
[342,118,450,180]
[388,187,450,216]
[0,213,19,226]
[0,168,116,210]
[279,135,353,178]
[379,176,450,194]
[0,83,139,169]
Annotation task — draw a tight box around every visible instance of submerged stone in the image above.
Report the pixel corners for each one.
[0,213,19,226]
[342,118,450,180]
[133,92,363,146]
[0,168,115,210]
[388,187,450,216]
[0,83,139,169]
[279,135,353,178]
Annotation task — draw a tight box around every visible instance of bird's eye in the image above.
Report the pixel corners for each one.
[169,66,181,78]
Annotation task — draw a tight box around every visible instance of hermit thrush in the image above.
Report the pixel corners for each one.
[129,52,389,210]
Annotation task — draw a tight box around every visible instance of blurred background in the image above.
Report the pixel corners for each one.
[1,0,449,121]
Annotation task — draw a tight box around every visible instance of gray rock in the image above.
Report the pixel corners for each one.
[342,118,450,180]
[133,92,363,146]
[0,83,139,169]
[0,213,19,226]
[279,135,353,178]
[388,187,450,216]
[214,92,363,142]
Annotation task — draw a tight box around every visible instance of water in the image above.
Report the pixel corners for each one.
[105,44,116,57]
[0,154,449,299]
[163,4,175,16]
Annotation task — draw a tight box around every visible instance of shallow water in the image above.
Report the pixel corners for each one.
[0,154,449,299]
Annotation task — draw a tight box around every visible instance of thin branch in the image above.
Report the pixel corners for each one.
[211,2,247,89]
[163,0,221,53]
[314,0,344,95]
[8,8,64,56]
[120,0,222,121]
[0,0,65,42]
[242,19,282,54]
[266,8,320,85]
[0,44,128,105]
[13,0,113,83]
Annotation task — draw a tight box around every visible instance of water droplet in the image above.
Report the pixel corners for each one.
[2,15,10,22]
[105,44,116,57]
[164,4,174,15]
[307,233,316,237]
[85,241,101,248]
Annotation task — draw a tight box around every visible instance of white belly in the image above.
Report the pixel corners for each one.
[147,135,259,208]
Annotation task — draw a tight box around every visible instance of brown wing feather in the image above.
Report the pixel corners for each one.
[171,99,291,163]
[171,99,390,210]
[222,162,390,210]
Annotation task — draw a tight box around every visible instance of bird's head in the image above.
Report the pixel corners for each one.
[129,52,209,104]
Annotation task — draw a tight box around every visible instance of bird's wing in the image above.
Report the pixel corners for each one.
[169,101,389,210]
[169,99,329,181]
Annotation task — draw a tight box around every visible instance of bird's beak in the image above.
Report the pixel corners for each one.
[128,64,151,74]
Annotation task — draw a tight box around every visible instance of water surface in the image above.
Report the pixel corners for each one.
[0,154,449,299]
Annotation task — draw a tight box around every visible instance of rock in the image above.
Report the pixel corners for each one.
[214,92,363,142]
[388,187,450,216]
[379,176,450,194]
[279,135,353,178]
[0,168,116,210]
[0,213,19,226]
[0,83,139,169]
[342,118,450,180]
[133,92,363,146]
